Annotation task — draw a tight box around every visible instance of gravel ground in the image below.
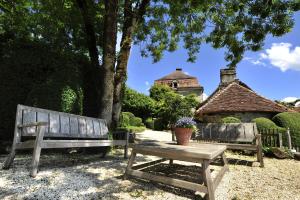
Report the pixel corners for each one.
[1,130,300,200]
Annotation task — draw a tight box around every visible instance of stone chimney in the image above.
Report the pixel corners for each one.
[176,68,182,71]
[220,68,236,85]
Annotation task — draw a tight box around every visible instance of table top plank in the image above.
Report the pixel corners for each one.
[133,142,226,160]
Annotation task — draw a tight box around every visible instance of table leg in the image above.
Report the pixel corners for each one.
[124,150,136,180]
[202,160,215,200]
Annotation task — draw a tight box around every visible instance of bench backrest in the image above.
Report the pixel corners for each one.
[196,123,258,143]
[16,104,109,139]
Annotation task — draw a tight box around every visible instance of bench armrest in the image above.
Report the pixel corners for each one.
[18,122,48,128]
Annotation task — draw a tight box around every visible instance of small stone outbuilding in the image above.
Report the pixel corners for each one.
[195,69,290,122]
[155,68,204,102]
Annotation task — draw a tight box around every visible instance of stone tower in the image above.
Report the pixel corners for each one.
[154,68,204,102]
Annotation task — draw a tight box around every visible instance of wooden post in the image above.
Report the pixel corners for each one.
[30,126,46,177]
[278,132,283,148]
[287,128,292,150]
[256,134,264,168]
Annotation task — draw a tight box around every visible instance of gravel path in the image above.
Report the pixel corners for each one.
[1,130,300,200]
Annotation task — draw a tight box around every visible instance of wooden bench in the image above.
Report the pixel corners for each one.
[2,104,129,177]
[194,123,264,167]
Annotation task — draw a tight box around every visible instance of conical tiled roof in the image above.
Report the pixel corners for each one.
[196,80,290,116]
[156,68,197,81]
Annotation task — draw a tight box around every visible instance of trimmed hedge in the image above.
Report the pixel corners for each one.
[0,39,87,141]
[153,118,166,131]
[145,118,154,129]
[120,112,144,127]
[221,117,241,123]
[272,112,300,147]
[252,117,285,132]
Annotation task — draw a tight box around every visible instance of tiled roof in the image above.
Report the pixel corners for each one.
[156,69,197,80]
[196,81,290,116]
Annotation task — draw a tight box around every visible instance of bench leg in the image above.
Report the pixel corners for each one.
[2,149,16,170]
[202,160,215,200]
[30,126,45,177]
[169,159,173,165]
[124,132,129,159]
[257,146,264,168]
[256,134,264,167]
[124,150,136,180]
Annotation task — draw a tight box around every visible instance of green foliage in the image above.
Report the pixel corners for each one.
[153,118,166,131]
[122,87,156,119]
[221,117,241,123]
[131,117,144,127]
[119,112,131,127]
[252,117,285,131]
[145,118,154,129]
[124,126,146,133]
[25,65,84,115]
[150,85,199,128]
[149,84,173,101]
[135,1,300,67]
[120,112,144,127]
[0,39,86,140]
[272,112,300,147]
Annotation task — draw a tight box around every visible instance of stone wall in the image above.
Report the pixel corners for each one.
[201,112,276,123]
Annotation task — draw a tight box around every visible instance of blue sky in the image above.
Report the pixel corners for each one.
[127,12,300,102]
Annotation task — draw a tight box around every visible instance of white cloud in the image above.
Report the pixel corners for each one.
[184,72,190,75]
[203,93,208,101]
[295,102,300,107]
[145,81,149,86]
[243,56,266,66]
[281,97,298,103]
[260,43,300,72]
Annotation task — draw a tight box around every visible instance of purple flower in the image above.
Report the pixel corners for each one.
[175,117,196,128]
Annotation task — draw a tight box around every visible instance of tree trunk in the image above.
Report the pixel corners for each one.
[111,0,150,129]
[76,0,100,117]
[99,0,118,126]
[112,0,136,129]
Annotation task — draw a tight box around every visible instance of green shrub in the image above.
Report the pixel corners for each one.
[25,66,84,115]
[0,39,86,141]
[116,126,146,133]
[252,117,285,132]
[122,87,156,119]
[126,126,146,133]
[153,118,166,131]
[131,117,144,127]
[120,112,131,127]
[272,112,300,147]
[145,118,154,129]
[120,112,144,127]
[221,117,241,123]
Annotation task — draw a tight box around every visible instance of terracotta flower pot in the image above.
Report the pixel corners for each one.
[174,127,193,145]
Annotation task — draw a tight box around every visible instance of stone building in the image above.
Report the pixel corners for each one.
[155,68,204,102]
[195,68,290,122]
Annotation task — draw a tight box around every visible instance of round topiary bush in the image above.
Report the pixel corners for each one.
[221,116,241,123]
[145,118,154,129]
[131,117,144,127]
[272,112,300,147]
[252,117,285,131]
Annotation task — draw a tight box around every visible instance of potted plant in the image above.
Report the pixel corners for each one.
[174,117,196,145]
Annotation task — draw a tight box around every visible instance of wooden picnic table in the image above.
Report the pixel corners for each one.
[124,142,228,200]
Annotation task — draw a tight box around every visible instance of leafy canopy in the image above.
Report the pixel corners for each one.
[134,0,300,67]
